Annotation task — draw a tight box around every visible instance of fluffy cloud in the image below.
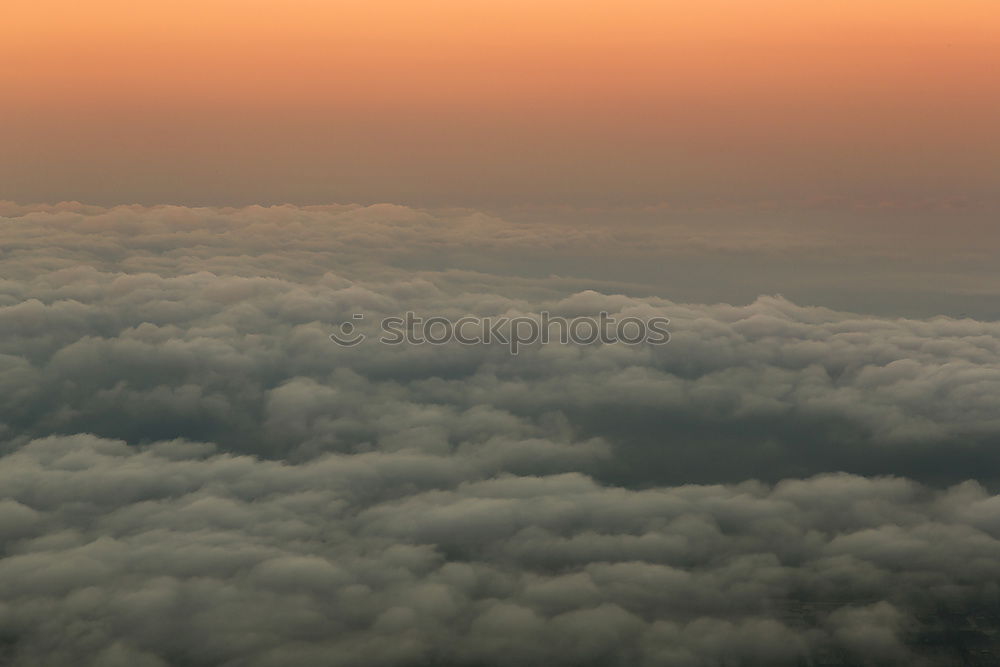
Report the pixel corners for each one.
[1,203,999,665]
[2,435,999,666]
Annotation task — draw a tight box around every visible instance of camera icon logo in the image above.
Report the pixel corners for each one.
[329,314,366,346]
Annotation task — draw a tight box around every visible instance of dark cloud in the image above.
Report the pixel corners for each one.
[2,203,999,664]
[2,436,999,666]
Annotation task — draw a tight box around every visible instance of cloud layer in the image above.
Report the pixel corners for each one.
[4,434,1000,666]
[2,203,1000,665]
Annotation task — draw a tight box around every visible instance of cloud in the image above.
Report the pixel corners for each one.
[2,203,1000,664]
[2,435,999,665]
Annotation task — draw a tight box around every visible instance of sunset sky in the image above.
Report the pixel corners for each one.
[8,5,1000,664]
[4,0,998,207]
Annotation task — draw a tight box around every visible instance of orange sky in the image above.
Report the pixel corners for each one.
[3,0,998,206]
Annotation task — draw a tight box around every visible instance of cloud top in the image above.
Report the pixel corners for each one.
[2,203,999,664]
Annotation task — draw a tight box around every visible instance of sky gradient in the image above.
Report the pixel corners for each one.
[4,0,999,206]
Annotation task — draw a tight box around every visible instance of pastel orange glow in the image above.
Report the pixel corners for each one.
[3,0,999,206]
